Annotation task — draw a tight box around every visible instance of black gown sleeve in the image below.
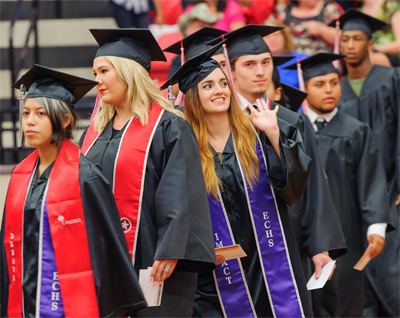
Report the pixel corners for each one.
[0,210,10,317]
[298,116,347,259]
[79,156,147,317]
[147,116,217,272]
[356,125,394,232]
[262,118,311,206]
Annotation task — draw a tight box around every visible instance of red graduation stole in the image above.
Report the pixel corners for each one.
[4,139,99,317]
[81,104,164,260]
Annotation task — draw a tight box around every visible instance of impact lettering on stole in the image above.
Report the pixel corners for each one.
[51,272,61,311]
[214,233,233,284]
[263,211,274,247]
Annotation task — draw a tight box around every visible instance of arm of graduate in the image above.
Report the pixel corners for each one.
[264,120,311,206]
[151,116,217,273]
[0,211,10,317]
[299,117,347,260]
[248,100,311,205]
[79,156,147,317]
[357,124,394,254]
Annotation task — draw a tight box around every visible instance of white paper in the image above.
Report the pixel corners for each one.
[139,267,164,307]
[306,260,336,290]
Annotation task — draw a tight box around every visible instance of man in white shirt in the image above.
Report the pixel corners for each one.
[285,52,392,317]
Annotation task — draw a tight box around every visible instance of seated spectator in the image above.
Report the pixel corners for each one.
[183,0,246,31]
[264,18,308,88]
[239,0,275,25]
[274,0,343,55]
[108,0,151,28]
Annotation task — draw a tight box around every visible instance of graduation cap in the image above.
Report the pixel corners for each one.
[271,55,294,90]
[329,8,387,38]
[160,42,225,94]
[280,83,308,112]
[13,64,98,108]
[163,27,227,60]
[90,28,167,72]
[273,55,295,67]
[207,24,283,59]
[283,53,345,82]
[269,57,307,112]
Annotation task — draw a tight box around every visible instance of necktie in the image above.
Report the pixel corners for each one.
[315,119,327,131]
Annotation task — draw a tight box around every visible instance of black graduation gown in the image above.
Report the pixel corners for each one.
[0,155,146,317]
[193,120,314,318]
[303,110,393,317]
[271,102,347,275]
[80,111,216,317]
[340,65,400,317]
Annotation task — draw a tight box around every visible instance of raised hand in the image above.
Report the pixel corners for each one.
[248,99,281,158]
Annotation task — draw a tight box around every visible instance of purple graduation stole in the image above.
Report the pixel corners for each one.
[37,196,65,317]
[208,135,304,318]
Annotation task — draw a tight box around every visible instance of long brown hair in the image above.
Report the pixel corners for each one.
[184,75,260,198]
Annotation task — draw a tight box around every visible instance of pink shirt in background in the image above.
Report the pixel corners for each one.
[184,0,245,31]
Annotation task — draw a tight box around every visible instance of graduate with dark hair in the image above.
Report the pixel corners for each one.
[0,65,146,317]
[286,52,393,317]
[332,9,400,317]
[161,44,313,318]
[80,29,216,317]
[208,25,347,283]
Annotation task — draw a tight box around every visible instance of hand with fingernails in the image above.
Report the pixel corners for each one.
[248,99,281,158]
[150,259,178,285]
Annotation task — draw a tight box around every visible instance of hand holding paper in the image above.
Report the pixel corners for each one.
[366,234,385,259]
[139,267,164,307]
[307,260,336,290]
[215,244,247,263]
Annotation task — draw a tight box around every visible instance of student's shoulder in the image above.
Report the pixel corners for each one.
[337,109,369,135]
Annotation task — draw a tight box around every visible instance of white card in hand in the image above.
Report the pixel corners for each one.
[306,260,336,290]
[139,267,164,307]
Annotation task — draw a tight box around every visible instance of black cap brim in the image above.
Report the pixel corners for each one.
[280,82,308,112]
[13,64,98,106]
[273,55,295,67]
[328,8,387,34]
[160,41,226,93]
[206,24,284,59]
[283,52,345,81]
[163,27,227,56]
[91,28,166,61]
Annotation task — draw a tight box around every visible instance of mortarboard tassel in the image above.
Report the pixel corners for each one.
[333,19,340,69]
[222,34,237,93]
[175,40,185,106]
[297,61,308,114]
[18,84,26,148]
[90,92,101,122]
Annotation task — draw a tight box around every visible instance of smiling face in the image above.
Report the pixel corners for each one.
[198,68,231,114]
[232,52,273,103]
[305,73,341,114]
[93,56,128,108]
[22,98,53,149]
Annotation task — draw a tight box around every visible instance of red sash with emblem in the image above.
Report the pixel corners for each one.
[81,104,164,261]
[4,139,99,317]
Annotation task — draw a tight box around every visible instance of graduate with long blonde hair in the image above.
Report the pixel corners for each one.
[79,29,216,317]
[162,47,313,317]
